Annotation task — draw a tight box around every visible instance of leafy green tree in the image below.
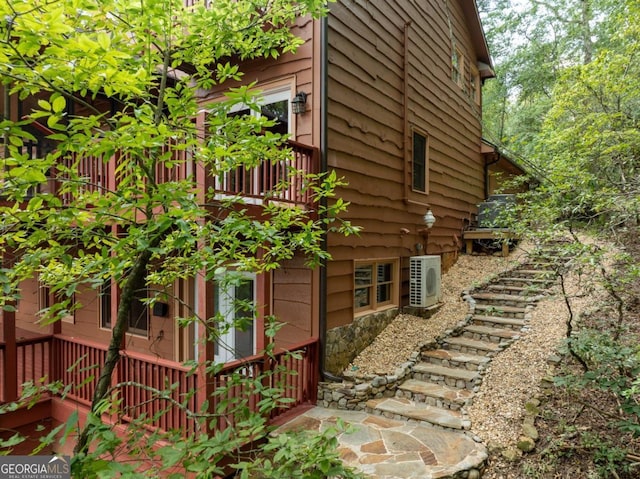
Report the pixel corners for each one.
[478,0,628,160]
[533,0,640,231]
[500,0,640,455]
[0,0,362,476]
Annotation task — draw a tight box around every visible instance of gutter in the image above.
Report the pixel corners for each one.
[318,14,342,383]
[484,151,501,199]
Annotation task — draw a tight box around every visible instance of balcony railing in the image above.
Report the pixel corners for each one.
[52,335,198,434]
[213,140,319,206]
[0,334,51,403]
[52,140,317,208]
[209,337,319,431]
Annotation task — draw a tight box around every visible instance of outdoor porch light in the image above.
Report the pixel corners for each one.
[423,209,436,229]
[291,92,308,115]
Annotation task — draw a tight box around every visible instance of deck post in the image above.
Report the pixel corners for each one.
[2,250,18,402]
[195,272,215,432]
[2,310,17,402]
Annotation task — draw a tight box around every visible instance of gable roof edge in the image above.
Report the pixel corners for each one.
[461,0,495,79]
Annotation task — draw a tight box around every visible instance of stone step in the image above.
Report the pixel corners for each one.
[471,314,527,330]
[509,269,556,278]
[470,292,533,306]
[421,348,491,370]
[473,303,528,319]
[462,324,521,342]
[397,378,473,410]
[441,336,503,356]
[497,276,555,285]
[366,397,466,430]
[520,261,557,270]
[412,362,480,389]
[486,284,543,295]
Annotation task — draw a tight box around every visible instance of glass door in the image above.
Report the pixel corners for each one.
[214,273,256,363]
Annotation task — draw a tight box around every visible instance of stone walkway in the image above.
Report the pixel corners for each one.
[277,407,486,479]
[278,247,562,478]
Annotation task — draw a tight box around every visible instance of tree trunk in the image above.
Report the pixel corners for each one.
[73,246,155,456]
[580,0,594,64]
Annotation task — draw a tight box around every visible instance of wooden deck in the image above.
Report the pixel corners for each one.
[462,228,518,257]
[0,329,51,403]
[0,332,319,438]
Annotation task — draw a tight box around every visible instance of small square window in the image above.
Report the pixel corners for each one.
[354,260,397,313]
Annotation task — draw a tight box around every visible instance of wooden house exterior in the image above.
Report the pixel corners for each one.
[0,14,323,443]
[323,0,494,373]
[0,0,496,444]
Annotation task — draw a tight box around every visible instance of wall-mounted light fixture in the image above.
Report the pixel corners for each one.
[291,92,308,115]
[423,209,436,229]
[418,209,436,254]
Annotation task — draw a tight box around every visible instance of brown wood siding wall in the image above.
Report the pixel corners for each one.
[14,277,177,361]
[273,254,316,349]
[198,17,317,146]
[326,0,486,329]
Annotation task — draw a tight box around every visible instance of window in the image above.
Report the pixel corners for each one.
[470,65,481,105]
[412,130,429,193]
[38,280,74,323]
[100,280,112,329]
[354,260,397,312]
[452,46,464,87]
[216,88,292,196]
[128,276,149,337]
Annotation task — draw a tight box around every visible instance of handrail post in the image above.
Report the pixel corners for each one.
[2,309,17,403]
[2,250,18,402]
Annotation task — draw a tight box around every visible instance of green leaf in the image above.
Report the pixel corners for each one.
[52,96,66,113]
[37,99,51,111]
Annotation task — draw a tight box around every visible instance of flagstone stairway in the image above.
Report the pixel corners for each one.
[366,254,560,434]
[281,247,566,478]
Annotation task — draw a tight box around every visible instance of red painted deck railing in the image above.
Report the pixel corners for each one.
[49,335,318,435]
[117,350,199,434]
[52,336,107,407]
[55,140,317,208]
[52,336,197,434]
[213,140,319,206]
[209,337,319,431]
[0,335,51,403]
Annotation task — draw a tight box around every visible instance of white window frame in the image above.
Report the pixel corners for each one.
[215,87,293,203]
[214,272,257,363]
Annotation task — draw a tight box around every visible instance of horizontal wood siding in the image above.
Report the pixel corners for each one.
[198,17,316,146]
[14,276,177,361]
[273,254,315,349]
[326,0,486,328]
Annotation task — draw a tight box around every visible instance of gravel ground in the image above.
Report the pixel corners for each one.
[347,245,529,377]
[346,241,600,460]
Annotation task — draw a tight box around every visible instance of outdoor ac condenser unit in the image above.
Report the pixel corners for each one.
[409,255,442,308]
